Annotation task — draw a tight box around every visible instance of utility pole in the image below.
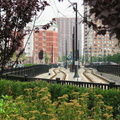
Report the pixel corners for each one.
[74,2,79,78]
[72,27,75,72]
[51,45,53,63]
[66,40,67,69]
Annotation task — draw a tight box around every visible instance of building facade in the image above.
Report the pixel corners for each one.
[84,3,119,64]
[24,24,58,64]
[55,17,82,61]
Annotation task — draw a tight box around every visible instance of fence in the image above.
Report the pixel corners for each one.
[96,65,120,77]
[1,64,120,90]
[85,65,120,77]
[2,64,49,77]
[2,74,120,90]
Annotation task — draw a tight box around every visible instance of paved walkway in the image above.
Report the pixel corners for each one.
[35,66,120,85]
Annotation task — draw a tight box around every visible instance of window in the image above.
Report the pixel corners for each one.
[43,47,46,50]
[42,32,46,35]
[35,37,38,40]
[43,42,46,45]
[43,37,46,40]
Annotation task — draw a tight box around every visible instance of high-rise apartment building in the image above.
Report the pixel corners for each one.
[55,17,82,60]
[84,3,119,63]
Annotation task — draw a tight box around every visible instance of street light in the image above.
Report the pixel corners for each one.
[73,2,79,78]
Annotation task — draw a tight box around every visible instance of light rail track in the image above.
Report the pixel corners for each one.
[83,68,110,84]
[50,68,67,80]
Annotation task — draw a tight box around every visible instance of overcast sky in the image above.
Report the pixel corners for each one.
[35,0,84,25]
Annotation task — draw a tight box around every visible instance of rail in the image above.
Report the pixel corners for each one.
[50,68,67,80]
[83,68,110,84]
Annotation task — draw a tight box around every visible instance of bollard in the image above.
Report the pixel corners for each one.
[56,78,60,84]
[109,81,115,89]
[6,73,8,79]
[24,74,28,81]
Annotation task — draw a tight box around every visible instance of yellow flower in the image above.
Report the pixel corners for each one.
[98,101,104,104]
[29,116,36,120]
[37,93,42,97]
[41,96,49,100]
[105,105,113,110]
[17,116,27,120]
[39,87,48,92]
[23,113,28,116]
[5,105,9,107]
[47,108,53,111]
[16,102,22,105]
[47,114,54,117]
[74,103,82,107]
[78,98,84,101]
[70,99,78,103]
[42,112,47,115]
[7,101,13,104]
[24,88,33,91]
[30,110,40,114]
[95,94,103,99]
[33,87,39,90]
[58,94,68,99]
[64,102,74,106]
[16,95,24,100]
[76,111,84,115]
[103,113,110,118]
[10,114,18,117]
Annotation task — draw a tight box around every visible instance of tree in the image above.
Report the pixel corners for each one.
[84,0,120,45]
[0,0,50,75]
[10,52,27,67]
[44,52,50,64]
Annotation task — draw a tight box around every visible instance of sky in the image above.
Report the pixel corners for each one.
[35,0,84,25]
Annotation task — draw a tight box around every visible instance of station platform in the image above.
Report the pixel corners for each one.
[35,66,120,85]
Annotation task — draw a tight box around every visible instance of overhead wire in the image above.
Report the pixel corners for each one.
[49,0,58,18]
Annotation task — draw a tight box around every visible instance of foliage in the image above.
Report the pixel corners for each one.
[0,79,120,119]
[1,86,119,120]
[24,64,37,67]
[83,52,120,64]
[44,52,50,64]
[0,79,49,98]
[0,0,50,74]
[84,0,120,44]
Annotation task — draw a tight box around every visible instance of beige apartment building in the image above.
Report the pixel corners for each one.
[84,3,119,63]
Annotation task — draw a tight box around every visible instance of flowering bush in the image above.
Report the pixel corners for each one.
[0,86,118,120]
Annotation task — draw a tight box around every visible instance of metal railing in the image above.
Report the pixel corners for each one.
[2,75,120,90]
[2,64,49,77]
[1,64,120,90]
[85,65,120,77]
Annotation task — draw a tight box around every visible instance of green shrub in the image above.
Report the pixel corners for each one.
[0,79,120,119]
[0,79,49,98]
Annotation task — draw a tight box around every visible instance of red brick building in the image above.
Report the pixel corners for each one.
[33,29,58,64]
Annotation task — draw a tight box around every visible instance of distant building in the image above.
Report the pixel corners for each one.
[24,24,58,64]
[55,17,82,60]
[24,24,34,64]
[84,3,119,63]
